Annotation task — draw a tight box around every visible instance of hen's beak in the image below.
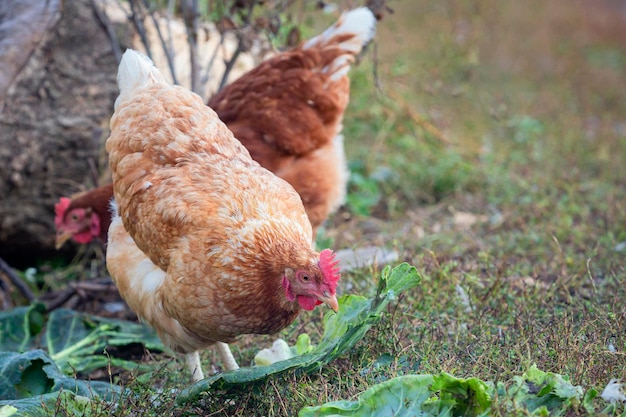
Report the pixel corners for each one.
[55,231,73,250]
[320,292,339,313]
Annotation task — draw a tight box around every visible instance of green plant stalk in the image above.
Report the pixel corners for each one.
[48,324,114,364]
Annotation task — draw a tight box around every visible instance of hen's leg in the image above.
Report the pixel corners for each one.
[186,351,204,382]
[216,342,239,371]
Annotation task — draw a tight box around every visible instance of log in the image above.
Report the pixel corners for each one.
[0,0,123,267]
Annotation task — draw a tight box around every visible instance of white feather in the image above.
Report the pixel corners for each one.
[115,49,166,109]
[602,379,626,403]
[108,199,118,217]
[303,7,376,53]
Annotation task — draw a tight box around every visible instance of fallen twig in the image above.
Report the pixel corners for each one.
[387,89,453,147]
[37,276,117,312]
[44,288,75,311]
[0,257,35,302]
[69,278,116,292]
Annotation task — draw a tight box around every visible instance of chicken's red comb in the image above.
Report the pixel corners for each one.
[319,249,341,288]
[54,197,71,226]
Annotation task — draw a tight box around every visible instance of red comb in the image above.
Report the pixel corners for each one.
[54,197,71,227]
[319,249,341,289]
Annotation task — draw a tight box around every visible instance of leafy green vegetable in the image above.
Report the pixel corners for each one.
[1,391,96,417]
[300,372,493,417]
[299,367,592,417]
[429,372,493,416]
[0,350,119,415]
[0,405,18,417]
[177,263,422,404]
[0,307,164,375]
[582,387,603,415]
[0,305,165,416]
[504,364,583,416]
[295,333,314,356]
[0,304,46,353]
[44,308,163,374]
[300,375,435,417]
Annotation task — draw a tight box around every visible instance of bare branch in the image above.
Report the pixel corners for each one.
[128,0,152,59]
[141,0,179,85]
[167,0,176,16]
[90,0,123,63]
[218,37,244,92]
[180,0,201,94]
[217,0,256,92]
[165,0,178,77]
[200,30,228,94]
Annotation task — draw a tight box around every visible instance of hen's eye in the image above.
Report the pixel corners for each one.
[70,213,79,221]
[301,274,310,282]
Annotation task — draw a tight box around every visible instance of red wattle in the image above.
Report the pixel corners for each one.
[73,231,94,244]
[296,295,318,311]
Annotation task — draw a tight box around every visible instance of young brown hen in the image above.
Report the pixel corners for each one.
[105,49,340,382]
[55,184,113,249]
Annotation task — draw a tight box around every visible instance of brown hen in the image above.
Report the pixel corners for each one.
[105,49,340,382]
[209,7,376,238]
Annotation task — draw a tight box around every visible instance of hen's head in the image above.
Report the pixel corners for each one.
[282,249,341,312]
[54,197,102,249]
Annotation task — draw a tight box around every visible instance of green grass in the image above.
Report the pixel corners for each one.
[314,0,626,412]
[6,0,626,415]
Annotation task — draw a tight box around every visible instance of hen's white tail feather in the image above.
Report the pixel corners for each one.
[115,49,166,108]
[303,7,376,82]
[303,7,376,54]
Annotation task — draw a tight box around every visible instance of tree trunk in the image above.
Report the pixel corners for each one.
[0,0,125,267]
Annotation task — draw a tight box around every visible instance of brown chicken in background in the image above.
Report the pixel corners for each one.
[106,49,341,381]
[55,184,113,249]
[55,7,377,248]
[208,7,377,239]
